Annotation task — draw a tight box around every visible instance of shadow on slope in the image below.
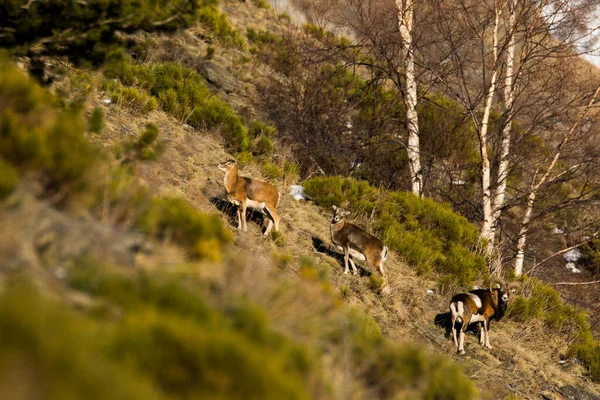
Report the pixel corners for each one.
[210,196,269,233]
[311,236,371,277]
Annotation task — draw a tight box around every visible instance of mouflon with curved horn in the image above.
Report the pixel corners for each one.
[449,277,518,355]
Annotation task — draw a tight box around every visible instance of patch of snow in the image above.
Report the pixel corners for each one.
[102,98,112,104]
[426,289,435,294]
[553,227,565,234]
[289,185,310,201]
[563,249,583,263]
[566,262,582,273]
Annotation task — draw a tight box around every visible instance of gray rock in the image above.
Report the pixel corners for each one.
[200,62,237,93]
[557,385,600,400]
[0,190,152,271]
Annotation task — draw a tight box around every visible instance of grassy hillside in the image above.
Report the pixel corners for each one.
[1,1,600,399]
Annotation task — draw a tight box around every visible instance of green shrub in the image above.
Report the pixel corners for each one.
[198,6,246,49]
[570,340,600,382]
[304,177,486,289]
[254,136,275,156]
[299,255,319,280]
[278,13,292,23]
[112,86,158,114]
[0,158,19,199]
[188,98,249,151]
[273,251,293,270]
[137,196,233,260]
[328,307,477,399]
[251,0,270,9]
[284,162,299,183]
[507,277,600,382]
[507,277,583,330]
[113,313,309,400]
[88,106,105,134]
[237,151,254,166]
[106,60,252,152]
[368,274,385,291]
[116,123,163,162]
[0,58,97,195]
[247,28,281,46]
[263,163,282,180]
[270,230,284,246]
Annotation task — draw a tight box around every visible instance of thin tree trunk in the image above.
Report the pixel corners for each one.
[514,86,600,276]
[395,0,423,196]
[490,0,517,247]
[479,1,502,251]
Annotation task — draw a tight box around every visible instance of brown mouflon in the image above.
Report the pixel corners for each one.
[330,205,389,281]
[217,159,281,235]
[449,277,517,355]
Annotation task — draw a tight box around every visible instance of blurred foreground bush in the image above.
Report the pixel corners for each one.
[0,258,478,400]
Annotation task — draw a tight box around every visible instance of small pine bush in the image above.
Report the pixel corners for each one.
[236,151,254,166]
[263,163,283,180]
[112,86,158,114]
[283,162,299,183]
[0,158,19,199]
[198,6,246,49]
[273,251,293,270]
[247,28,281,46]
[254,136,275,156]
[88,107,105,134]
[116,123,163,162]
[507,277,600,382]
[251,0,270,9]
[106,60,254,152]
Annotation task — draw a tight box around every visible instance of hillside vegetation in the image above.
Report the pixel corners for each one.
[1,0,600,399]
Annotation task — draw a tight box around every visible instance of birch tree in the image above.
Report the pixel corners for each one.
[488,0,516,249]
[478,0,503,251]
[395,0,423,196]
[427,0,509,252]
[514,86,600,276]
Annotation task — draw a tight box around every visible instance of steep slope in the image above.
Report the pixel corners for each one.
[2,1,600,399]
[94,95,600,399]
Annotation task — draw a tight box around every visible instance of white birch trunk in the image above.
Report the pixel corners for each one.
[479,2,502,251]
[490,0,517,247]
[513,188,535,276]
[395,0,423,196]
[514,86,600,276]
